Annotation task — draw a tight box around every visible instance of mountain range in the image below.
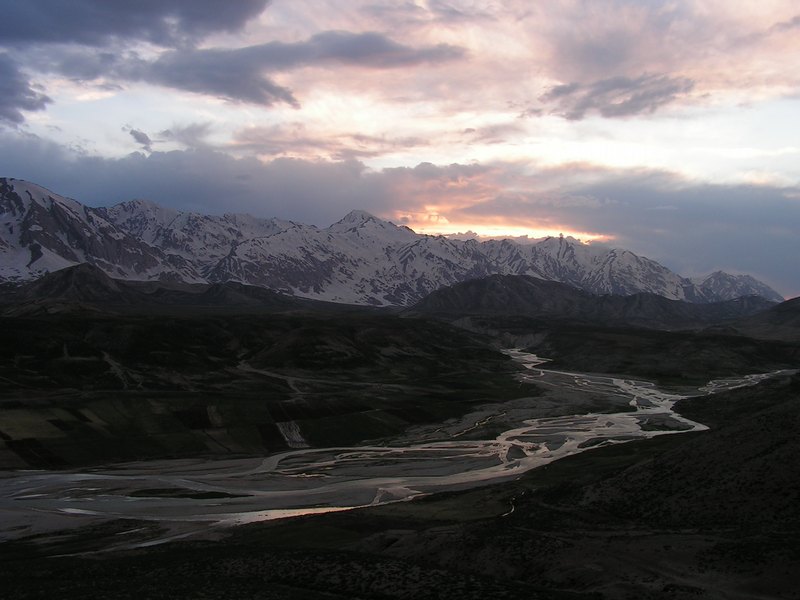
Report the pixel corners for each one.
[0,177,784,305]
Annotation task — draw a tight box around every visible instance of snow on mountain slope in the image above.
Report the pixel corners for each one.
[0,178,785,305]
[101,199,295,274]
[519,236,689,298]
[0,178,200,283]
[692,271,785,304]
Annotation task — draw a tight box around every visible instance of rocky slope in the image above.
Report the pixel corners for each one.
[0,177,785,305]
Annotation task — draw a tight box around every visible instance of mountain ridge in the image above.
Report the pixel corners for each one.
[407,273,778,330]
[0,177,785,305]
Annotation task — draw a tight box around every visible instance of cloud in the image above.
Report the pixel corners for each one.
[536,1,697,82]
[768,14,800,34]
[124,127,153,151]
[21,30,465,109]
[159,122,214,149]
[364,1,495,26]
[0,1,272,122]
[232,123,427,159]
[424,0,496,23]
[27,47,132,82]
[0,131,391,225]
[0,0,271,48]
[7,0,799,130]
[139,31,464,106]
[142,48,299,107]
[540,74,695,120]
[462,122,528,143]
[297,30,465,68]
[0,54,51,125]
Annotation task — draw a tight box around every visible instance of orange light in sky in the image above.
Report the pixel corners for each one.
[395,211,614,243]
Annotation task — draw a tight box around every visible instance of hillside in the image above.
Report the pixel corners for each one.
[409,273,776,330]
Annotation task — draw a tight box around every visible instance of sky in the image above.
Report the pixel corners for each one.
[0,0,798,297]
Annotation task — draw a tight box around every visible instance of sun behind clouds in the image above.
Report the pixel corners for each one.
[395,210,613,243]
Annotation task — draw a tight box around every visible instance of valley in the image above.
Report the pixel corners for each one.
[0,349,722,550]
[1,365,798,599]
[3,2,798,595]
[0,279,798,599]
[0,199,798,598]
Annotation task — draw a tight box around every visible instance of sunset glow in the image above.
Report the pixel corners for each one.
[396,212,613,244]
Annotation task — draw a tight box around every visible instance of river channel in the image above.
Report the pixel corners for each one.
[0,350,783,550]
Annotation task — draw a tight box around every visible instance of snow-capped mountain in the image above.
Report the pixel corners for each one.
[101,198,296,268]
[692,271,784,304]
[0,178,200,283]
[0,178,785,305]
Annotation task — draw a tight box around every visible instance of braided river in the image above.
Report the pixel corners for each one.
[0,350,786,551]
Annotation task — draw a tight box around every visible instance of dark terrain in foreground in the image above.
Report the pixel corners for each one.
[2,374,798,599]
[1,267,799,598]
[0,308,527,469]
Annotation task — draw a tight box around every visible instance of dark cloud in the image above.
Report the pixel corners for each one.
[23,30,464,108]
[0,54,51,125]
[298,31,465,68]
[125,127,153,151]
[0,0,270,48]
[138,31,464,106]
[0,1,271,123]
[142,48,299,107]
[31,47,131,81]
[541,74,694,120]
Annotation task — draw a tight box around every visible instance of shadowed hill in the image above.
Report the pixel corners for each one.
[717,295,800,342]
[408,273,775,330]
[580,373,800,528]
[18,262,135,304]
[0,308,525,468]
[0,263,378,316]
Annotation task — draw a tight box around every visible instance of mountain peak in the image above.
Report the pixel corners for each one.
[328,209,392,231]
[111,198,179,219]
[23,263,125,303]
[325,210,418,245]
[0,177,82,213]
[336,209,379,226]
[693,271,784,303]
